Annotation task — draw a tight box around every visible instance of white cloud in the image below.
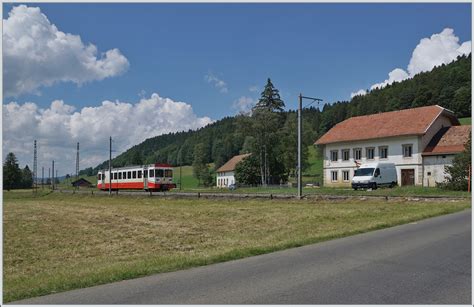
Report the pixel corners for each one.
[351,28,471,97]
[350,89,368,98]
[249,85,259,92]
[370,68,409,90]
[3,5,129,97]
[232,96,255,115]
[3,93,214,173]
[205,72,228,93]
[407,28,471,75]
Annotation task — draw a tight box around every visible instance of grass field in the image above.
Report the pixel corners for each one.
[173,165,199,189]
[459,117,471,125]
[3,191,470,302]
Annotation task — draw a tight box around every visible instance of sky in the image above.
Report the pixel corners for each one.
[2,2,472,176]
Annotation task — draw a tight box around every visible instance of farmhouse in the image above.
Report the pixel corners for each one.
[315,105,471,187]
[216,153,250,188]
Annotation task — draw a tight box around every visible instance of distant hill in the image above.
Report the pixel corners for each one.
[85,54,471,175]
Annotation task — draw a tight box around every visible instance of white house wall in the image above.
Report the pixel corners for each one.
[423,155,454,187]
[216,171,236,188]
[322,135,423,187]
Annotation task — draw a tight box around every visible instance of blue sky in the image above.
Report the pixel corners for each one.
[2,3,472,172]
[3,3,471,117]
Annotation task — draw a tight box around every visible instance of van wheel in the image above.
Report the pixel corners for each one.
[389,182,396,188]
[372,183,378,190]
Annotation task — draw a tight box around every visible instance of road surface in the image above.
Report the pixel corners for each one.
[12,209,471,304]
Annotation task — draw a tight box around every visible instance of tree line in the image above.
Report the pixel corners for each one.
[3,152,34,190]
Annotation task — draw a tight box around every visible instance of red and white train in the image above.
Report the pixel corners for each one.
[97,163,176,191]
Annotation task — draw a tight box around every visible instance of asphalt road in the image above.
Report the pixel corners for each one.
[12,209,471,304]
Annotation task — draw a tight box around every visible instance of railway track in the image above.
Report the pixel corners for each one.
[52,189,468,202]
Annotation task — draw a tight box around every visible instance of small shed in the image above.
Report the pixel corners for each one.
[71,178,93,188]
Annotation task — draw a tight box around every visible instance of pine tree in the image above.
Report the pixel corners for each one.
[3,152,22,190]
[21,165,33,189]
[253,78,285,112]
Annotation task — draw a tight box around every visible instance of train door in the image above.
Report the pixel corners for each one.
[143,166,148,190]
[100,171,105,189]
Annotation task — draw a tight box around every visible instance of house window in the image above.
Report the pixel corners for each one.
[353,148,362,160]
[342,149,350,161]
[331,171,338,182]
[342,170,350,182]
[366,147,375,160]
[331,150,338,162]
[379,146,388,159]
[403,144,413,158]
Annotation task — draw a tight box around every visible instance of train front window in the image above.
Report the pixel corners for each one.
[98,174,101,180]
[156,169,164,177]
[165,169,173,177]
[149,170,154,177]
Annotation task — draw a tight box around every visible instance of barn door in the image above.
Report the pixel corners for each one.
[401,169,415,186]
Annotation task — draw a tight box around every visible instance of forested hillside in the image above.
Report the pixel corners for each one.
[85,54,470,175]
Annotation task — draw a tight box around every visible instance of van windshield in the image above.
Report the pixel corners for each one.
[354,168,375,177]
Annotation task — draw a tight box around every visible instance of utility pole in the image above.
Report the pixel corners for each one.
[76,142,80,180]
[33,140,37,193]
[109,136,112,195]
[52,160,55,190]
[48,168,51,188]
[298,94,322,199]
[42,167,44,189]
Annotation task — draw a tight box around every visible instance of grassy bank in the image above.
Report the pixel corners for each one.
[3,191,470,302]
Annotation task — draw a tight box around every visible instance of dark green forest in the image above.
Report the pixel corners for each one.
[85,54,471,176]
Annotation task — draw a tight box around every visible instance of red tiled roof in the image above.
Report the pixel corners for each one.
[423,125,471,155]
[315,105,459,145]
[216,153,251,173]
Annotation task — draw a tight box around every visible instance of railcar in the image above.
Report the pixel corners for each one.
[97,163,176,191]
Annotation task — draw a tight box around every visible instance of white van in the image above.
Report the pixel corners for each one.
[351,162,398,190]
